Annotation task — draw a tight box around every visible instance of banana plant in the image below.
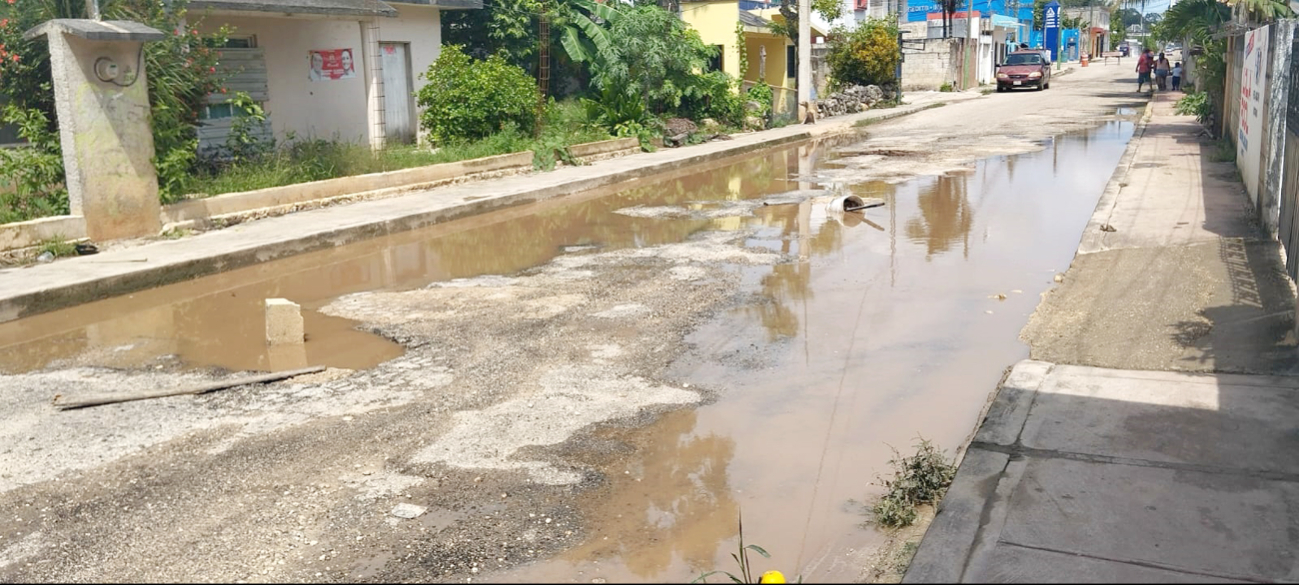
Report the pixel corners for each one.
[555,0,624,64]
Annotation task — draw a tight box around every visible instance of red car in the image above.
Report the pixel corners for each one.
[996,50,1051,92]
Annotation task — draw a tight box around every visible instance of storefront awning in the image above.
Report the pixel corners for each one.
[190,0,400,17]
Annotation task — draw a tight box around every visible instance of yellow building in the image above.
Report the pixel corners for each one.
[679,0,824,120]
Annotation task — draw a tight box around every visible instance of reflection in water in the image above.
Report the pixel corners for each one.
[555,120,1136,583]
[905,174,974,259]
[561,410,738,580]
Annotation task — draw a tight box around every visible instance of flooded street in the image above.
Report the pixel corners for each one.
[504,120,1136,582]
[0,87,1136,581]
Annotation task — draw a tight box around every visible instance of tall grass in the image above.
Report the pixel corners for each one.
[186,100,612,198]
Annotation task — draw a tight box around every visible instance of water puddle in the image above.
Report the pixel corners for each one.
[0,148,809,374]
[494,120,1136,582]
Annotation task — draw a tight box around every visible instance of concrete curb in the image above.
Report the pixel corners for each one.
[1075,95,1157,255]
[0,215,86,253]
[902,359,1055,583]
[904,95,1157,582]
[0,100,954,323]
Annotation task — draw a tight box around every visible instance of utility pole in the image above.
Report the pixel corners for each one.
[536,2,550,138]
[86,0,101,19]
[798,0,811,122]
[967,0,974,87]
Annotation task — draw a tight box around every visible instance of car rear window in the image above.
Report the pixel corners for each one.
[1005,53,1042,65]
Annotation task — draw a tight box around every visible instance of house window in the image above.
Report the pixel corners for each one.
[204,35,257,49]
[708,45,724,72]
[786,45,796,78]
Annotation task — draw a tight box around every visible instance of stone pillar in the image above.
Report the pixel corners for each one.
[360,17,387,151]
[24,20,166,242]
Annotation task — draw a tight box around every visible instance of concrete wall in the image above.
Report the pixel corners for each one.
[1260,21,1296,237]
[899,23,973,90]
[197,6,440,145]
[682,0,744,80]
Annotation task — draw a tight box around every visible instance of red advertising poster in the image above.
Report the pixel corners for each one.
[308,49,356,81]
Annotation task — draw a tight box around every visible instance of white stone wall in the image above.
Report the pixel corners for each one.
[900,22,966,91]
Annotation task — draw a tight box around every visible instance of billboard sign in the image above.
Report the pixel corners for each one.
[1238,25,1270,203]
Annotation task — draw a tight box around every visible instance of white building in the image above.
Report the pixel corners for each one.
[190,0,481,150]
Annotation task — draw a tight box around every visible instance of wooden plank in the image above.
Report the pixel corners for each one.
[53,366,325,410]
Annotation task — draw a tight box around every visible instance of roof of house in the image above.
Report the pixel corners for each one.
[739,10,772,29]
[189,0,399,17]
[189,0,485,16]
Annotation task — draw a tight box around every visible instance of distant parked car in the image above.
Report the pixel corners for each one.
[1119,43,1130,57]
[996,50,1052,92]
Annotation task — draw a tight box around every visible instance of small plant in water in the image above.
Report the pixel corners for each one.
[693,511,788,584]
[872,437,956,528]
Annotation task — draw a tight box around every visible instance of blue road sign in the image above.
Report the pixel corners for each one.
[1043,0,1060,63]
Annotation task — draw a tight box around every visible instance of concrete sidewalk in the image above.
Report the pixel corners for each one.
[0,91,976,324]
[905,91,1299,581]
[907,361,1299,582]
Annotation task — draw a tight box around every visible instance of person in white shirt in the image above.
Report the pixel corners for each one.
[1171,62,1183,91]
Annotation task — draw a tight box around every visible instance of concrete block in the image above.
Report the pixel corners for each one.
[0,215,86,253]
[264,298,304,346]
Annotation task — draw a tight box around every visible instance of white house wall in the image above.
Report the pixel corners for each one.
[198,6,441,146]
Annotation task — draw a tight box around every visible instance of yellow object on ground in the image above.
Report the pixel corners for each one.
[759,570,786,584]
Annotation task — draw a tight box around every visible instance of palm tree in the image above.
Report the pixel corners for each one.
[1227,0,1293,22]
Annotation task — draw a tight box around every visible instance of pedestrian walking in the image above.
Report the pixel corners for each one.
[1172,61,1183,91]
[1155,53,1171,91]
[1136,49,1153,92]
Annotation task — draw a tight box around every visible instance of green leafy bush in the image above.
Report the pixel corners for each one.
[827,17,900,89]
[417,45,539,144]
[1174,91,1212,123]
[590,5,713,115]
[0,105,68,223]
[680,70,745,127]
[872,437,956,528]
[745,82,774,120]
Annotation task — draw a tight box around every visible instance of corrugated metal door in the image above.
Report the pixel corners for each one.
[198,45,272,152]
[380,42,415,144]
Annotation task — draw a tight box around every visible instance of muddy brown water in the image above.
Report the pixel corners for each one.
[0,120,1134,582]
